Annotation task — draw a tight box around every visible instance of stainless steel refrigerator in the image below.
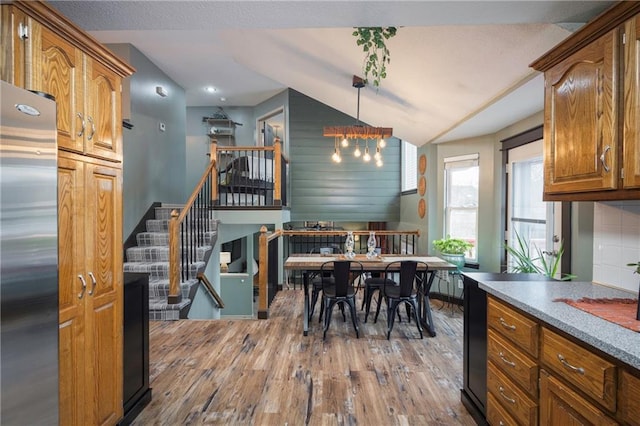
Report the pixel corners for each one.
[1,80,59,425]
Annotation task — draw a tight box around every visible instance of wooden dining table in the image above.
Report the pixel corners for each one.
[284,254,457,337]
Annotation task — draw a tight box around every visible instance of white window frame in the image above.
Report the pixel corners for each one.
[401,140,417,192]
[444,153,479,261]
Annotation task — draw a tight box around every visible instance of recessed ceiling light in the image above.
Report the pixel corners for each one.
[205,86,217,93]
[220,97,226,102]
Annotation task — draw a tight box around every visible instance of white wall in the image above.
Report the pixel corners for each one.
[592,200,640,292]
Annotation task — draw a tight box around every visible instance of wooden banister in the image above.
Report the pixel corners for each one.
[274,139,282,204]
[168,160,217,304]
[197,273,224,309]
[168,209,181,303]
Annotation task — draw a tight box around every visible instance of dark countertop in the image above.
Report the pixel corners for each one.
[472,276,640,371]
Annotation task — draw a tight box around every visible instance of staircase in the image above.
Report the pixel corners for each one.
[124,205,218,320]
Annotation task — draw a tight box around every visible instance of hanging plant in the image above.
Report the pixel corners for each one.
[352,27,397,88]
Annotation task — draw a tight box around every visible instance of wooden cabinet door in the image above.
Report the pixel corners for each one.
[543,29,619,195]
[624,14,640,189]
[85,57,122,161]
[539,370,617,426]
[84,163,123,426]
[58,156,88,426]
[36,26,85,153]
[0,5,28,87]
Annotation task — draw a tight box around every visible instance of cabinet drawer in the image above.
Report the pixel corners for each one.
[488,329,538,397]
[487,392,519,426]
[619,369,640,425]
[488,297,539,358]
[488,361,538,426]
[541,327,617,412]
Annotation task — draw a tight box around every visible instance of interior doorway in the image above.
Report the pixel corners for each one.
[257,107,285,149]
[506,139,564,278]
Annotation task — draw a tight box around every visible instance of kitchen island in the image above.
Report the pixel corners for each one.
[480,279,640,370]
[465,275,640,425]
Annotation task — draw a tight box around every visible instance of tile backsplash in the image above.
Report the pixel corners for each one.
[592,200,640,293]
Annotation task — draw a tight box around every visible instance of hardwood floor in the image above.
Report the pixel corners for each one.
[132,289,475,425]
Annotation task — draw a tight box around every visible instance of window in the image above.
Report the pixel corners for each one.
[401,140,417,192]
[444,153,479,260]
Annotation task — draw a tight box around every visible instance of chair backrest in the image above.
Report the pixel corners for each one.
[321,260,363,297]
[384,260,429,297]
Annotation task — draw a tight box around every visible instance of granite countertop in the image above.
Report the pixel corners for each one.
[476,278,640,371]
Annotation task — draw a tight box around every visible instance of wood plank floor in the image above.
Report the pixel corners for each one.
[132,289,475,425]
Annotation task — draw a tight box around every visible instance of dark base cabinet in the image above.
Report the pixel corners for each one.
[461,273,549,425]
[119,273,152,426]
[461,273,488,425]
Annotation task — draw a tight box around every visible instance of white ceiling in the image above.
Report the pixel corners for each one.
[48,1,613,146]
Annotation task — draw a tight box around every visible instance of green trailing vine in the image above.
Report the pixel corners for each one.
[352,27,397,88]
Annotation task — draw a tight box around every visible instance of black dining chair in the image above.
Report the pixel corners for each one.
[361,272,395,323]
[320,260,363,339]
[308,247,341,322]
[374,260,428,339]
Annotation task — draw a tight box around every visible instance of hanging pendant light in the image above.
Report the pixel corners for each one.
[323,75,392,165]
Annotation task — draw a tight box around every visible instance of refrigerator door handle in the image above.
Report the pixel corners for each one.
[87,115,95,140]
[77,112,85,137]
[88,271,97,296]
[78,274,87,299]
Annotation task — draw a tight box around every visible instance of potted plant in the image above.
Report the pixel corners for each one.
[504,231,575,280]
[432,236,473,269]
[352,27,397,88]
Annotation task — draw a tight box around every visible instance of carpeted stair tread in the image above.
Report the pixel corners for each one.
[125,245,212,263]
[123,261,206,280]
[126,204,219,320]
[136,231,218,247]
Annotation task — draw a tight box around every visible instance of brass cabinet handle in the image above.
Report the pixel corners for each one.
[87,116,96,140]
[499,317,516,331]
[499,351,516,368]
[88,271,97,296]
[557,354,585,375]
[498,386,516,404]
[77,113,85,137]
[600,145,611,172]
[77,274,87,299]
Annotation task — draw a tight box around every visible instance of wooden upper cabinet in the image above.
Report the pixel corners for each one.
[2,1,132,163]
[623,14,640,189]
[543,29,618,195]
[531,3,640,200]
[37,26,85,153]
[85,57,122,161]
[34,26,122,161]
[0,4,28,87]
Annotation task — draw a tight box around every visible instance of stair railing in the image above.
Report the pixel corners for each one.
[210,139,286,207]
[168,160,217,303]
[256,227,420,319]
[197,273,224,309]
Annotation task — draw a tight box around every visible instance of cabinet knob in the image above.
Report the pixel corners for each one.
[499,317,516,331]
[88,272,97,296]
[498,386,517,404]
[77,274,87,299]
[599,145,611,173]
[77,113,85,137]
[499,351,516,368]
[87,116,96,140]
[557,353,585,375]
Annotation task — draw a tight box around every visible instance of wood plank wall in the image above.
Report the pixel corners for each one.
[288,90,401,222]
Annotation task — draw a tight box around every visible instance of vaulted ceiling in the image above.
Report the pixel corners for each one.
[49,1,614,145]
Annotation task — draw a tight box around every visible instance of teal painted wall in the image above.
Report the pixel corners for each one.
[109,44,187,238]
[288,90,401,222]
